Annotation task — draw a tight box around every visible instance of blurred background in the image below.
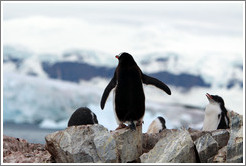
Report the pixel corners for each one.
[2,1,244,143]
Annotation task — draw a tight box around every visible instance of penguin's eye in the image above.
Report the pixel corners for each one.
[218,114,221,119]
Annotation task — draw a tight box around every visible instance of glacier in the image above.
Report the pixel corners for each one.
[3,70,243,133]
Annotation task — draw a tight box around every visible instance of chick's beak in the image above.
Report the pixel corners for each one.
[115,55,119,59]
[206,93,212,99]
[206,93,214,103]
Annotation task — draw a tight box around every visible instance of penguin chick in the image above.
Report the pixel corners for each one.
[100,52,171,131]
[147,116,167,134]
[68,107,98,127]
[202,93,229,131]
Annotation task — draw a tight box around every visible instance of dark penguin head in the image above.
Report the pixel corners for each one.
[67,107,98,127]
[205,93,229,130]
[115,52,137,67]
[147,116,167,134]
[206,93,225,106]
[158,116,167,131]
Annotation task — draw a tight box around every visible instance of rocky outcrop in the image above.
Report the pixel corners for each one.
[140,129,197,163]
[44,110,242,163]
[186,129,231,163]
[4,111,243,163]
[111,126,142,163]
[226,111,243,163]
[194,132,219,162]
[3,135,53,163]
[142,129,177,153]
[45,124,142,163]
[141,111,243,163]
[45,124,117,163]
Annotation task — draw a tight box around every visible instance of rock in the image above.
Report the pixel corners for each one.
[140,129,197,163]
[111,125,142,163]
[211,129,230,149]
[3,135,52,163]
[189,129,230,163]
[226,126,243,163]
[208,146,227,163]
[194,133,218,163]
[188,128,229,149]
[94,133,117,163]
[45,124,142,163]
[189,128,230,163]
[142,129,176,153]
[142,133,160,154]
[226,111,243,163]
[188,128,208,141]
[45,124,117,163]
[228,111,243,131]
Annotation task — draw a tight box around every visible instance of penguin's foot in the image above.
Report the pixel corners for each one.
[129,121,136,131]
[115,123,127,130]
[136,120,144,126]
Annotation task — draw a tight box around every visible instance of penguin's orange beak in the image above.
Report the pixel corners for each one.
[115,55,119,59]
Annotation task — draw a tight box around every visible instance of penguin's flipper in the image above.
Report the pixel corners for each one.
[100,74,117,109]
[142,73,171,95]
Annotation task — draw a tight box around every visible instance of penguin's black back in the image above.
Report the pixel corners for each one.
[68,107,98,127]
[115,54,145,122]
[211,95,229,129]
[217,104,229,129]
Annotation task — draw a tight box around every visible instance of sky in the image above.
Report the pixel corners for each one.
[2,1,244,57]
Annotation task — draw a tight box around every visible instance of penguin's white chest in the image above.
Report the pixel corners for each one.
[202,104,221,131]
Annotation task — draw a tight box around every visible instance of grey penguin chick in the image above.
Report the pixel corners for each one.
[68,107,98,127]
[202,93,229,131]
[147,116,167,134]
[100,52,171,131]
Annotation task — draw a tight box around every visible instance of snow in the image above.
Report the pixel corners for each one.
[18,55,48,77]
[3,72,100,124]
[3,72,243,133]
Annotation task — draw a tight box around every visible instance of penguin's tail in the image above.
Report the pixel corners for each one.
[129,121,136,131]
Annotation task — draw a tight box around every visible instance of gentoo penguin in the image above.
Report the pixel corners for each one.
[67,107,98,127]
[147,116,167,134]
[100,52,171,130]
[202,93,229,131]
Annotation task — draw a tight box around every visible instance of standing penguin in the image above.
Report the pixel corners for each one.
[100,52,171,130]
[147,116,167,134]
[202,93,230,131]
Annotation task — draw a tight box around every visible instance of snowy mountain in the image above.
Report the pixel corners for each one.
[3,45,243,90]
